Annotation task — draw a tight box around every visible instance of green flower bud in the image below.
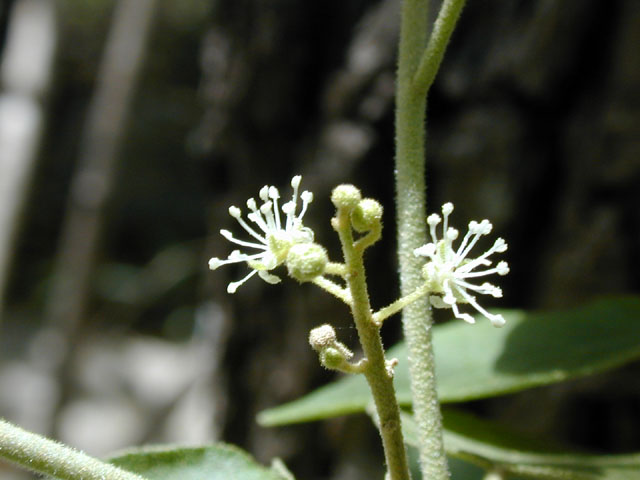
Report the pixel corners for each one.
[351,198,383,232]
[320,347,349,370]
[286,242,328,282]
[330,184,362,211]
[308,324,336,352]
[309,324,356,372]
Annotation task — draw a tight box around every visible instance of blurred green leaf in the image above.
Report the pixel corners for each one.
[401,409,640,480]
[108,444,289,480]
[445,456,485,480]
[96,244,199,305]
[258,297,640,426]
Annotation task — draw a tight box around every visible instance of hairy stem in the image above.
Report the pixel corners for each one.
[333,209,410,480]
[373,283,429,326]
[413,0,466,97]
[0,419,146,480]
[324,261,348,277]
[354,225,382,252]
[312,276,352,305]
[395,0,465,478]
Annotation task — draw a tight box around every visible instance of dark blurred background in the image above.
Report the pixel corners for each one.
[0,0,639,478]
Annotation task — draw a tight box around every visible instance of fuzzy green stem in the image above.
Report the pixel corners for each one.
[354,225,382,252]
[325,261,348,277]
[333,208,410,480]
[0,419,146,480]
[312,276,352,305]
[373,283,429,326]
[323,355,368,375]
[395,0,465,478]
[413,0,466,97]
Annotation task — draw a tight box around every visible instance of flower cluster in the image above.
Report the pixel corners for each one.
[208,175,314,293]
[414,202,509,326]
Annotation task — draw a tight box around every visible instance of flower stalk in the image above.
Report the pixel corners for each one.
[372,283,429,326]
[311,275,352,305]
[331,203,410,480]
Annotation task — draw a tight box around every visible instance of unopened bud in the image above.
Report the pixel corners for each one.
[331,184,362,211]
[321,347,349,370]
[351,198,383,232]
[309,324,337,352]
[286,243,328,282]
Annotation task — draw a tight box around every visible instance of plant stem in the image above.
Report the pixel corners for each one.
[395,0,465,478]
[324,262,348,276]
[333,210,410,480]
[312,276,352,305]
[413,0,466,96]
[0,419,146,480]
[373,283,429,326]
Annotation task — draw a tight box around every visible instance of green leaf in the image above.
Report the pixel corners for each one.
[258,297,640,426]
[402,409,640,480]
[108,444,289,480]
[445,456,485,480]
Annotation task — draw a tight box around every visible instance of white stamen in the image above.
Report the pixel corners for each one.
[209,258,223,270]
[227,269,259,294]
[229,206,241,218]
[220,229,265,249]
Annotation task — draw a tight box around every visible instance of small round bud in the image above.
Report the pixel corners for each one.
[331,184,362,210]
[351,198,383,232]
[309,324,336,352]
[320,347,348,370]
[286,243,328,282]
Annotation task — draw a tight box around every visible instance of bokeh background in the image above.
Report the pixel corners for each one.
[0,0,639,478]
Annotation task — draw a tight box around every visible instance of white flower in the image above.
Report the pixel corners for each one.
[414,202,509,327]
[209,175,314,293]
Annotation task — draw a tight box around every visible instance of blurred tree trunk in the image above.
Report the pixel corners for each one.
[0,0,56,321]
[39,0,157,436]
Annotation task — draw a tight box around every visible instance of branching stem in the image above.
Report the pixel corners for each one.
[373,283,430,326]
[333,208,410,480]
[413,0,466,97]
[354,225,382,253]
[325,261,348,277]
[312,276,352,305]
[332,357,369,375]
